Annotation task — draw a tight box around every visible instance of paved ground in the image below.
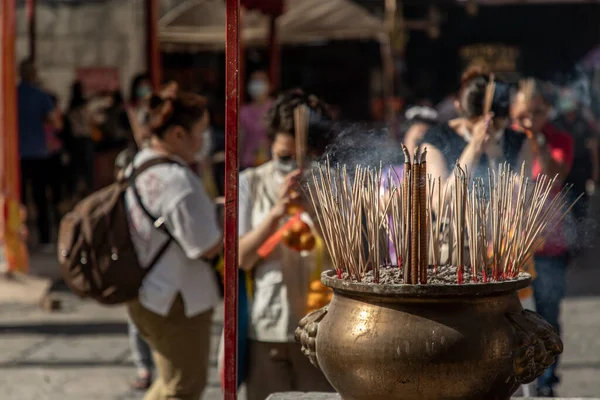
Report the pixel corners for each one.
[0,252,232,400]
[2,242,600,400]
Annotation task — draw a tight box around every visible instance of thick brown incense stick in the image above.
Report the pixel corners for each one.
[411,148,420,284]
[419,149,428,284]
[294,105,309,171]
[520,78,536,109]
[452,167,467,284]
[483,73,496,115]
[402,145,411,283]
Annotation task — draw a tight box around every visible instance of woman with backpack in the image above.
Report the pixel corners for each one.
[125,91,222,400]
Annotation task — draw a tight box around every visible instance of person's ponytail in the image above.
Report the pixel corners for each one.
[148,92,208,138]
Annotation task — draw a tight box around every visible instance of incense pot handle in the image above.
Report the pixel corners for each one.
[507,309,563,384]
[295,306,328,370]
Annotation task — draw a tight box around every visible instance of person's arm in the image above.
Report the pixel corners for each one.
[238,171,268,270]
[48,108,63,131]
[238,170,301,271]
[404,124,428,156]
[421,144,450,185]
[126,107,151,148]
[239,209,282,271]
[42,93,62,131]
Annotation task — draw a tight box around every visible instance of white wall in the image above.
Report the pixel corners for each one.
[16,0,147,108]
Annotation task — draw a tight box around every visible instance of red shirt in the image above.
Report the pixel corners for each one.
[532,123,574,256]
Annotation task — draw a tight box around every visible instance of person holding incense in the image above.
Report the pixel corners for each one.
[512,84,574,398]
[237,89,335,400]
[421,67,532,189]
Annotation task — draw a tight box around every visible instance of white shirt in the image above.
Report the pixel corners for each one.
[125,148,222,317]
[239,162,317,342]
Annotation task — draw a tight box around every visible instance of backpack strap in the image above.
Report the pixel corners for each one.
[128,157,180,237]
[128,157,182,269]
[129,156,217,266]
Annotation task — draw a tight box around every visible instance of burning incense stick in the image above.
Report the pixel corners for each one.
[410,148,420,284]
[483,73,496,115]
[452,167,467,284]
[419,149,428,284]
[294,105,310,171]
[402,145,411,282]
[465,179,485,282]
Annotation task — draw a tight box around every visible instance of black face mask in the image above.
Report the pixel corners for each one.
[274,155,297,174]
[277,155,294,162]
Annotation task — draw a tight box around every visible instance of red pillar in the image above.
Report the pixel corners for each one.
[146,0,161,89]
[224,0,240,399]
[1,0,27,275]
[268,15,280,93]
[1,0,19,203]
[26,0,36,61]
[240,13,246,104]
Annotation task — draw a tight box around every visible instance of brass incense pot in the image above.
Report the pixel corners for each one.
[297,153,569,400]
[296,271,562,400]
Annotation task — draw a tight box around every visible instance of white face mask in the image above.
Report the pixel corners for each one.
[195,129,212,162]
[248,79,269,100]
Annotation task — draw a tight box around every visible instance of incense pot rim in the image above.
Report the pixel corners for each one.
[321,270,531,298]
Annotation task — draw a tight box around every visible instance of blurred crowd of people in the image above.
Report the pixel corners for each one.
[18,61,225,253]
[16,55,600,400]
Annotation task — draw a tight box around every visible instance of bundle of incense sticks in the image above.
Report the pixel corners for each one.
[452,167,468,284]
[483,73,496,115]
[427,175,450,275]
[465,178,487,283]
[394,145,429,284]
[307,160,392,282]
[308,159,579,285]
[294,105,310,171]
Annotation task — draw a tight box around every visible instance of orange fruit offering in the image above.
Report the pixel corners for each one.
[299,232,316,251]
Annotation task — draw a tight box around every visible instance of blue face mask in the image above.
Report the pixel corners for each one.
[136,85,152,100]
[248,80,269,100]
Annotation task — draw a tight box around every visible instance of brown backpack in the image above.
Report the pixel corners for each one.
[58,157,178,305]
